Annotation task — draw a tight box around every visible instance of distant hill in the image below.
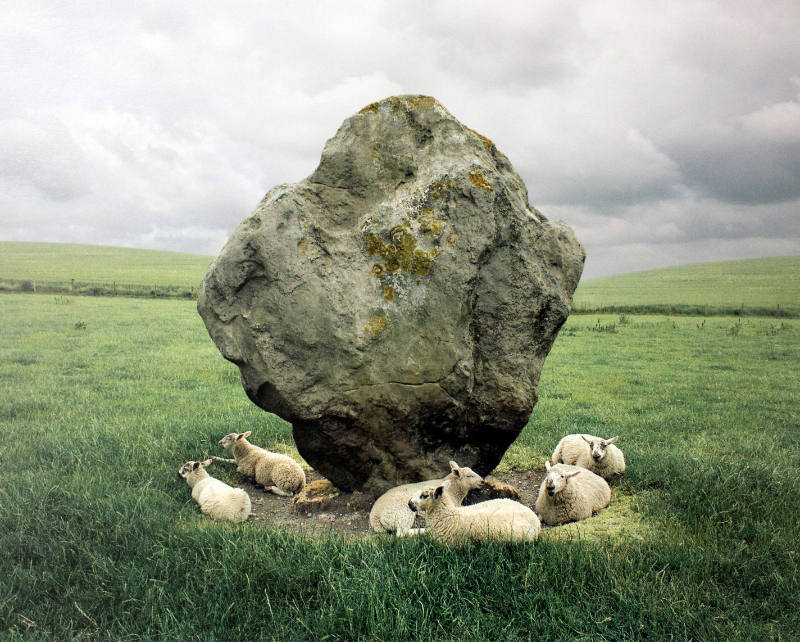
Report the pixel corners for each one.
[0,242,212,286]
[573,256,799,316]
[0,242,213,298]
[1,242,797,315]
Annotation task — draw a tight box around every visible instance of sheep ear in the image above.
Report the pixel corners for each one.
[238,431,251,440]
[566,470,581,479]
[201,459,212,467]
[434,485,444,498]
[604,436,619,445]
[545,460,552,471]
[581,435,592,444]
[448,460,458,472]
[191,462,200,471]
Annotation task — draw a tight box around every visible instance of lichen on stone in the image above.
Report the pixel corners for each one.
[363,223,438,277]
[364,315,388,337]
[468,169,494,192]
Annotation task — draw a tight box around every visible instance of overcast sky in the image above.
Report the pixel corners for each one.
[2,1,799,278]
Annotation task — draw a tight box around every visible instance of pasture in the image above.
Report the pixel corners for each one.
[1,287,798,640]
[572,256,800,316]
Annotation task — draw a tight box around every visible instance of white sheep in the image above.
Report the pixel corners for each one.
[218,431,305,496]
[369,461,484,537]
[550,433,626,479]
[178,459,252,522]
[408,479,541,543]
[534,460,611,526]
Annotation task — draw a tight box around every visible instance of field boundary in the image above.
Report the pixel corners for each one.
[0,277,198,300]
[572,303,796,318]
[2,276,797,317]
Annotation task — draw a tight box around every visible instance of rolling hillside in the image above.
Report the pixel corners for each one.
[1,242,797,314]
[573,256,799,316]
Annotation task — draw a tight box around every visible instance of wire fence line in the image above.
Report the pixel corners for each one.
[1,276,796,317]
[0,277,199,300]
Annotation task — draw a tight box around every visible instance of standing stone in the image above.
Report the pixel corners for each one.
[198,95,584,493]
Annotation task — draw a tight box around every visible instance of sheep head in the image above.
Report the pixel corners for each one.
[219,431,252,450]
[177,459,213,480]
[581,435,619,462]
[543,460,580,497]
[408,479,450,513]
[448,461,484,491]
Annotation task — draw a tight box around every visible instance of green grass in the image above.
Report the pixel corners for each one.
[1,294,798,640]
[0,242,212,297]
[573,256,800,316]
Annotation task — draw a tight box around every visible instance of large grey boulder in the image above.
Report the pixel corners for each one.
[198,95,584,493]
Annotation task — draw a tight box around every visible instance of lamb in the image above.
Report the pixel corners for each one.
[218,431,305,496]
[369,461,484,537]
[178,459,252,522]
[534,460,611,526]
[550,433,626,479]
[408,479,541,543]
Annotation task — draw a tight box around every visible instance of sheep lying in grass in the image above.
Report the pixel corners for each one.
[535,461,611,526]
[369,461,484,536]
[408,480,541,543]
[178,459,251,522]
[218,431,305,496]
[551,433,626,479]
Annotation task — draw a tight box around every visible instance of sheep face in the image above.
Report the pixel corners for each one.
[448,461,484,491]
[178,459,212,480]
[581,435,619,463]
[408,482,447,512]
[543,462,581,497]
[218,431,251,450]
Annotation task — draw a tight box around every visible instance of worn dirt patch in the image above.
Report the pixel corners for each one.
[239,469,547,538]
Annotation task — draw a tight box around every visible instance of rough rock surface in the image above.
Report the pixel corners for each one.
[198,95,584,493]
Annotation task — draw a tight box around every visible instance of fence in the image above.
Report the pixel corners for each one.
[0,277,199,300]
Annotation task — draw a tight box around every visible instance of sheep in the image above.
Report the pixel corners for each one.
[178,459,252,522]
[218,431,305,496]
[408,479,541,543]
[534,460,611,526]
[369,461,484,537]
[550,433,626,479]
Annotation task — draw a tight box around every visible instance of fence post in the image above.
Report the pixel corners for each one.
[71,278,75,292]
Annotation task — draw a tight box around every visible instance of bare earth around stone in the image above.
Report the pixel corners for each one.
[241,470,546,538]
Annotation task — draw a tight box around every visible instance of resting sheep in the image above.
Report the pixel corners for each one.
[408,479,541,543]
[535,460,611,526]
[218,431,305,496]
[369,461,484,536]
[178,459,251,522]
[551,434,626,479]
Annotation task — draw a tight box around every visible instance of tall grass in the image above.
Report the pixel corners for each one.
[1,295,798,639]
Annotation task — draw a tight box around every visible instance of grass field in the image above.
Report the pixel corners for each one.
[2,242,798,315]
[572,256,800,316]
[0,242,213,297]
[1,292,798,640]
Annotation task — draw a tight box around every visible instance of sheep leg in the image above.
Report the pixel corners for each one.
[268,485,294,497]
[210,456,236,464]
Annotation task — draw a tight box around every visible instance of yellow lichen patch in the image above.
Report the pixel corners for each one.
[371,264,385,277]
[298,240,308,255]
[419,208,445,237]
[358,102,380,114]
[431,179,455,200]
[364,224,437,277]
[468,169,494,192]
[364,315,388,337]
[383,285,395,301]
[464,125,496,153]
[447,233,458,247]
